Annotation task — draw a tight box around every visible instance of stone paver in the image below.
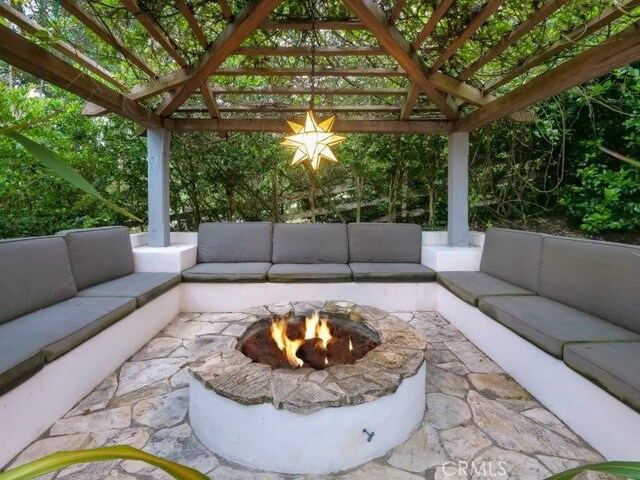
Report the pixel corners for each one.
[9,307,603,480]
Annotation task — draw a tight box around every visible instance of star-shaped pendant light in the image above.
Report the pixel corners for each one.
[280,111,346,171]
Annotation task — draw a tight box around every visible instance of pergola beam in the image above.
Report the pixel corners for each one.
[177,0,209,48]
[459,0,571,81]
[120,0,188,67]
[156,0,283,118]
[413,0,454,49]
[210,67,407,77]
[0,24,161,128]
[169,118,454,134]
[199,84,221,118]
[208,87,409,96]
[0,3,125,90]
[485,0,640,93]
[234,46,388,56]
[219,0,233,20]
[432,0,507,71]
[389,0,407,24]
[457,22,640,131]
[60,0,155,77]
[342,0,458,120]
[178,104,439,114]
[260,20,364,30]
[400,82,420,120]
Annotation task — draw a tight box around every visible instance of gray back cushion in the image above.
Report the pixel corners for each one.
[272,223,348,264]
[539,237,640,333]
[0,236,77,324]
[198,222,273,263]
[58,227,134,290]
[348,223,422,263]
[480,228,544,292]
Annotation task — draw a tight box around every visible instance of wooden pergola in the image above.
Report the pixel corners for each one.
[1,0,640,247]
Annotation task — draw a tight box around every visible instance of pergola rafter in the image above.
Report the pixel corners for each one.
[0,0,638,134]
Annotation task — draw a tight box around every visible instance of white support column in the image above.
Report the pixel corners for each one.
[147,128,171,248]
[447,132,470,247]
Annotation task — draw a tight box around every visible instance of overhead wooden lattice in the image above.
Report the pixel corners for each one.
[1,0,640,134]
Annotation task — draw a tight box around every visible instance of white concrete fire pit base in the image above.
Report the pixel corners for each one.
[190,363,425,474]
[187,301,428,475]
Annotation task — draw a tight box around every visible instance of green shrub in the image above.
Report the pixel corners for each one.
[559,164,640,233]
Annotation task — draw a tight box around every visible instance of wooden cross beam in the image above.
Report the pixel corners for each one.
[342,0,458,120]
[120,0,188,67]
[485,0,640,93]
[156,0,283,118]
[458,0,571,81]
[260,20,364,30]
[234,46,389,56]
[431,0,507,71]
[206,87,409,96]
[400,83,420,120]
[413,0,454,50]
[60,0,155,77]
[456,22,640,131]
[168,118,454,134]
[389,0,407,24]
[177,0,209,48]
[177,104,439,114]
[199,84,221,118]
[0,3,125,90]
[0,24,161,128]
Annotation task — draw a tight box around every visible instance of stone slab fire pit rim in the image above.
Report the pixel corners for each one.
[187,301,428,414]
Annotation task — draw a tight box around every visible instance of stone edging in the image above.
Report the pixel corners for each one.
[187,301,427,414]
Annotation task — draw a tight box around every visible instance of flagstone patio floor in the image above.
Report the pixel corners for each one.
[8,308,615,480]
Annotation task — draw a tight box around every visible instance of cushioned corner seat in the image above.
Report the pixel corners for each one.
[56,226,135,291]
[268,263,352,282]
[564,342,640,411]
[479,295,640,357]
[182,262,271,282]
[77,272,181,307]
[350,262,435,282]
[183,222,274,283]
[438,228,545,305]
[0,296,135,396]
[437,271,535,306]
[58,226,180,306]
[347,223,434,281]
[539,236,640,335]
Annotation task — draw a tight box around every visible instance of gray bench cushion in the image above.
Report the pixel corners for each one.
[564,342,640,411]
[77,272,181,307]
[480,228,544,292]
[0,296,135,394]
[58,227,134,290]
[348,223,422,263]
[479,295,640,357]
[540,237,640,334]
[198,222,273,263]
[0,236,77,325]
[350,263,435,282]
[182,263,271,282]
[268,264,352,282]
[438,271,535,306]
[272,224,348,264]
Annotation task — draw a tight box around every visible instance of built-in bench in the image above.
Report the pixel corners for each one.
[181,222,436,283]
[0,227,181,395]
[438,228,640,409]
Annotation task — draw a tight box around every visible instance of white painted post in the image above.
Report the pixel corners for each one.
[147,128,171,247]
[447,132,470,247]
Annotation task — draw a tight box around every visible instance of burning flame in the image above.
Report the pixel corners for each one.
[349,337,353,351]
[271,311,333,368]
[271,319,304,368]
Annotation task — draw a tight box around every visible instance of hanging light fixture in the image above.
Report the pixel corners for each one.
[280,0,345,171]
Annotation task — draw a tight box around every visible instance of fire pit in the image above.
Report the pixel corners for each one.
[188,301,427,474]
[240,310,380,369]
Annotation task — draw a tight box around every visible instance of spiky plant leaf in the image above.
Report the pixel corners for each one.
[546,461,640,480]
[0,446,208,480]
